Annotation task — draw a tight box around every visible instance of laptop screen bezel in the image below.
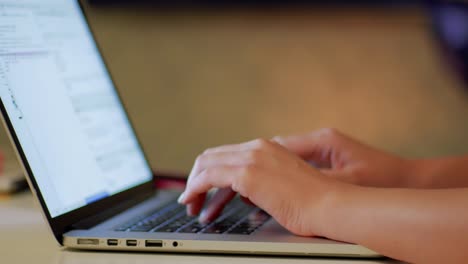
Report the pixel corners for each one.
[0,0,156,244]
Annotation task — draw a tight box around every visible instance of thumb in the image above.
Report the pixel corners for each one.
[272,134,317,158]
[272,130,341,168]
[272,129,344,157]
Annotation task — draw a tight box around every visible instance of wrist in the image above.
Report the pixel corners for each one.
[311,178,357,238]
[393,157,420,188]
[405,157,468,188]
[404,158,440,188]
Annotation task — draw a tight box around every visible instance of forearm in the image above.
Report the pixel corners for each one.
[317,184,468,263]
[406,156,468,188]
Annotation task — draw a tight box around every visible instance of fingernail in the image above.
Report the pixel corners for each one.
[198,210,209,223]
[177,192,185,204]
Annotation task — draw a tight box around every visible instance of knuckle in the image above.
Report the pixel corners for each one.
[271,135,282,142]
[195,153,209,165]
[321,127,337,135]
[202,148,213,154]
[202,146,221,154]
[247,149,263,163]
[195,153,204,163]
[319,128,341,140]
[195,169,214,188]
[201,167,216,179]
[253,138,271,149]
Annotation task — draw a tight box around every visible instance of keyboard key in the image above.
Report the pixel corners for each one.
[115,197,271,235]
[157,227,177,233]
[228,227,252,235]
[178,221,208,233]
[115,201,182,232]
[203,223,232,234]
[179,226,203,233]
[129,226,153,232]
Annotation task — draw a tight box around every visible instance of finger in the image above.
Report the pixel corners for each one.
[199,188,236,223]
[185,149,258,189]
[187,139,273,186]
[203,138,269,154]
[180,166,240,205]
[180,151,256,213]
[186,192,206,216]
[187,149,246,185]
[202,143,246,154]
[272,131,333,156]
[273,129,345,167]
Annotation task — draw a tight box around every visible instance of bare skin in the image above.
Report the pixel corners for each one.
[177,128,468,264]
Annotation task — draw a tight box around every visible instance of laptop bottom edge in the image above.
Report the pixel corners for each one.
[62,235,381,258]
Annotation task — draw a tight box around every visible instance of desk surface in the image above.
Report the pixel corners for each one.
[0,192,402,264]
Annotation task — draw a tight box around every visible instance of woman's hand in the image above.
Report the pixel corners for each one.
[178,138,340,236]
[273,128,412,188]
[177,129,468,263]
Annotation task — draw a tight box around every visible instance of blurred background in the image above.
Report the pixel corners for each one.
[1,0,468,175]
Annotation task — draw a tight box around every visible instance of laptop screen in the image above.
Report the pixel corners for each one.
[0,0,153,217]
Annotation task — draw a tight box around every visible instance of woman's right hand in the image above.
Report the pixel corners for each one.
[273,128,412,188]
[178,138,341,236]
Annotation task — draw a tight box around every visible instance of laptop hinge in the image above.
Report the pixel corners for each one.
[71,190,155,230]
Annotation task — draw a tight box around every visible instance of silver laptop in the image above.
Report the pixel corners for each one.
[0,0,379,258]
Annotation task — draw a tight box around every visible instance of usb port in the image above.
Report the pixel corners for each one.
[107,239,118,246]
[145,240,163,247]
[77,238,99,245]
[126,240,137,247]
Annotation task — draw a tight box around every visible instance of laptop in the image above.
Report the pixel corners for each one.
[0,0,380,257]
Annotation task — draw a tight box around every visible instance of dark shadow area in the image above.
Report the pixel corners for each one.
[429,2,468,92]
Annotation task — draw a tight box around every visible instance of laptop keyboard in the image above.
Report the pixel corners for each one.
[115,198,271,235]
